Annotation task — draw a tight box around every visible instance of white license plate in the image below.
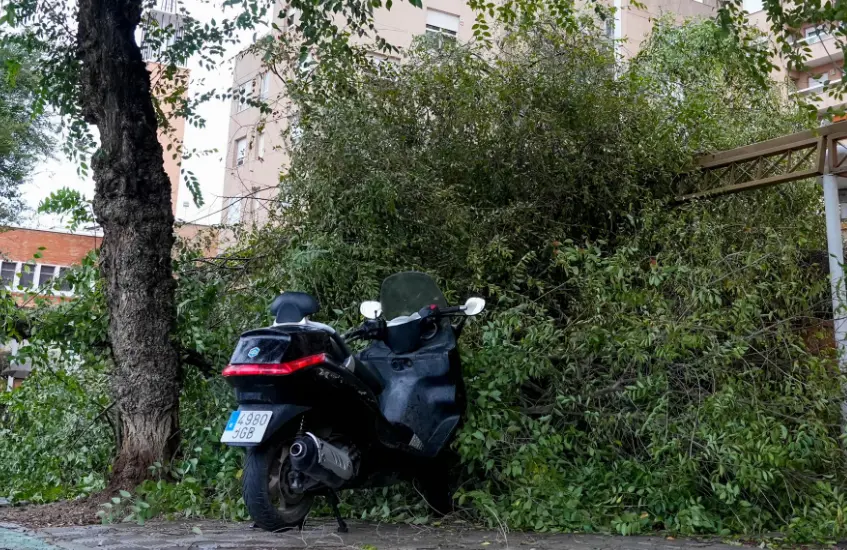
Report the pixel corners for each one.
[220,410,273,444]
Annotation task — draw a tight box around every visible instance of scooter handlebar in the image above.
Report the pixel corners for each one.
[344,304,464,342]
[343,319,386,341]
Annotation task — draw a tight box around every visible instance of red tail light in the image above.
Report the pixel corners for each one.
[222,353,328,377]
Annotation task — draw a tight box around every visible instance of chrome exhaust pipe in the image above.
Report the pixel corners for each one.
[289,432,355,489]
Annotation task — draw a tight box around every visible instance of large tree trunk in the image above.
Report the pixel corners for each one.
[76,0,181,490]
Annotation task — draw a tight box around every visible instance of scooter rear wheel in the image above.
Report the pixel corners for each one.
[243,438,314,532]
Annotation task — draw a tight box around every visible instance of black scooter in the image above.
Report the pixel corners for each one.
[220,272,485,533]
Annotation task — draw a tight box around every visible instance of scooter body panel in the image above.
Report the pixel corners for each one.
[358,321,465,457]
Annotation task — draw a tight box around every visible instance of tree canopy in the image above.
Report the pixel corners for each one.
[0,44,53,225]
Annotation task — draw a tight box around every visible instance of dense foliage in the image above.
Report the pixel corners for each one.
[3,19,845,541]
[0,44,53,224]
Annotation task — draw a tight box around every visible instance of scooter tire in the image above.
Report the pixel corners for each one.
[243,441,314,532]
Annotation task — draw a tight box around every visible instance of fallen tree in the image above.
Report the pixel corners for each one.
[2,20,845,541]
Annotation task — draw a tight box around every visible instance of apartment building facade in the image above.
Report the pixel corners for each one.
[745,0,845,116]
[220,0,719,228]
[781,27,844,115]
[0,228,102,305]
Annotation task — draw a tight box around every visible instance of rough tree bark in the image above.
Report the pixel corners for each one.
[76,0,181,489]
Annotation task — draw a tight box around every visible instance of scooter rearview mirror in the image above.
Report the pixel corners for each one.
[463,297,486,316]
[360,301,382,319]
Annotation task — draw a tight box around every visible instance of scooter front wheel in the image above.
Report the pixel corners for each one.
[243,438,314,532]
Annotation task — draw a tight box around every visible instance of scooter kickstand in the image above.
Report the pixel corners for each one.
[327,490,348,533]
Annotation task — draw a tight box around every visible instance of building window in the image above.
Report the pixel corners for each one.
[1,261,16,287]
[257,131,266,159]
[604,18,615,40]
[236,80,254,113]
[226,198,243,225]
[367,52,400,68]
[285,5,298,30]
[139,7,185,61]
[18,263,35,289]
[58,267,72,292]
[289,114,303,144]
[426,9,459,42]
[260,72,271,99]
[0,262,75,294]
[235,137,247,166]
[298,52,316,74]
[173,24,185,43]
[808,73,829,90]
[38,265,56,287]
[804,26,830,44]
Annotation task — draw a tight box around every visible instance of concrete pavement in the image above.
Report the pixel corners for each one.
[0,519,751,550]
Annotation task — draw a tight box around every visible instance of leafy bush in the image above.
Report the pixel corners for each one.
[3,17,845,542]
[0,255,112,502]
[454,188,839,536]
[0,366,111,502]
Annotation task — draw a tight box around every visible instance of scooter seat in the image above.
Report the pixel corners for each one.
[348,356,385,395]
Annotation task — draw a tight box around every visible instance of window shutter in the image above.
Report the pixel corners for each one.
[426,10,459,33]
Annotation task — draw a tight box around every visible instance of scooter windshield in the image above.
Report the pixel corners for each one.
[380,272,448,321]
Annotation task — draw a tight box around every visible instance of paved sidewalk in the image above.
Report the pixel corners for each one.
[0,524,58,550]
[0,519,747,550]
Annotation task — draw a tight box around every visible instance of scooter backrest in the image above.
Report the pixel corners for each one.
[270,292,320,324]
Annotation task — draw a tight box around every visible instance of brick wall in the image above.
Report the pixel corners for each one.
[1,225,216,267]
[0,228,102,265]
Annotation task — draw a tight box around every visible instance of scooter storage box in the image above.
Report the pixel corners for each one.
[230,326,333,364]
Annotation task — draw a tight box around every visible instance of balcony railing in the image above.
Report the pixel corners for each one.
[790,78,845,112]
[792,33,844,67]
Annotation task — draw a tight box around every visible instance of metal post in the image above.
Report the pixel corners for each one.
[822,174,847,432]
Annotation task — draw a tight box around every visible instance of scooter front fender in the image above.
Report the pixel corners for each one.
[225,403,311,447]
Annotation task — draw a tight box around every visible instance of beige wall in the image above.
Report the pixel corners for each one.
[372,0,477,48]
[146,62,215,247]
[221,0,478,228]
[161,118,186,213]
[220,0,718,229]
[747,9,790,84]
[223,48,293,228]
[175,223,219,255]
